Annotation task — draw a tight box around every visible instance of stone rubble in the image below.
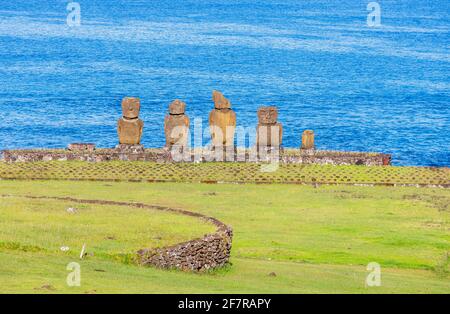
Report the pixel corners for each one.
[137,226,233,271]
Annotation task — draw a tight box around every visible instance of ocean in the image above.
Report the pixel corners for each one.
[0,0,448,166]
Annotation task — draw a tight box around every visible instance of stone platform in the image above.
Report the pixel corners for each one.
[1,147,391,166]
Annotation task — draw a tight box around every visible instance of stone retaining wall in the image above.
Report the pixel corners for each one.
[5,195,233,272]
[280,150,391,166]
[137,226,233,271]
[1,148,391,166]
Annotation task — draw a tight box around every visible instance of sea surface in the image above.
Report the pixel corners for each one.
[0,0,448,166]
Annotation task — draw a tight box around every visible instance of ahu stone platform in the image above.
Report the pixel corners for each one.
[1,147,391,166]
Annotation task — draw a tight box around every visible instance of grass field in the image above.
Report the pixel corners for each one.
[0,180,448,293]
[0,161,449,186]
[0,196,215,263]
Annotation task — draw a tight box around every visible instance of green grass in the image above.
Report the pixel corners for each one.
[1,250,448,294]
[0,195,215,263]
[0,180,449,293]
[0,161,448,186]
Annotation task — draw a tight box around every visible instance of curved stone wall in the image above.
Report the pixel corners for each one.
[137,226,232,271]
[4,194,233,272]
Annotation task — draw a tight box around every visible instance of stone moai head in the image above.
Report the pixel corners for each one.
[257,106,278,124]
[121,97,141,119]
[169,99,186,115]
[212,90,231,109]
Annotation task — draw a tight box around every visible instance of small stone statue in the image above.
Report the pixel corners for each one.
[301,130,315,150]
[117,97,144,145]
[164,99,190,149]
[256,106,283,148]
[209,90,236,148]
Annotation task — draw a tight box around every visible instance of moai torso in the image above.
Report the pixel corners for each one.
[117,97,144,145]
[256,106,283,148]
[164,99,190,148]
[209,91,236,147]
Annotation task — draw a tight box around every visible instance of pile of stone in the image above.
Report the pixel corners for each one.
[67,143,96,152]
[137,226,233,271]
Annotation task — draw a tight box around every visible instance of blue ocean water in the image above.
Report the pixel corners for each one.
[0,0,448,166]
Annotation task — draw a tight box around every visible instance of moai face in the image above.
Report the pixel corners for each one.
[169,99,186,115]
[121,97,141,119]
[212,90,231,109]
[257,106,278,124]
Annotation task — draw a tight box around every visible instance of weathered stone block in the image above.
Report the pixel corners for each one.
[115,144,145,153]
[67,143,95,152]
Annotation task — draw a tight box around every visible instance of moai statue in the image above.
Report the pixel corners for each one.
[117,97,144,146]
[164,99,190,149]
[256,106,283,148]
[301,130,315,150]
[209,90,236,148]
